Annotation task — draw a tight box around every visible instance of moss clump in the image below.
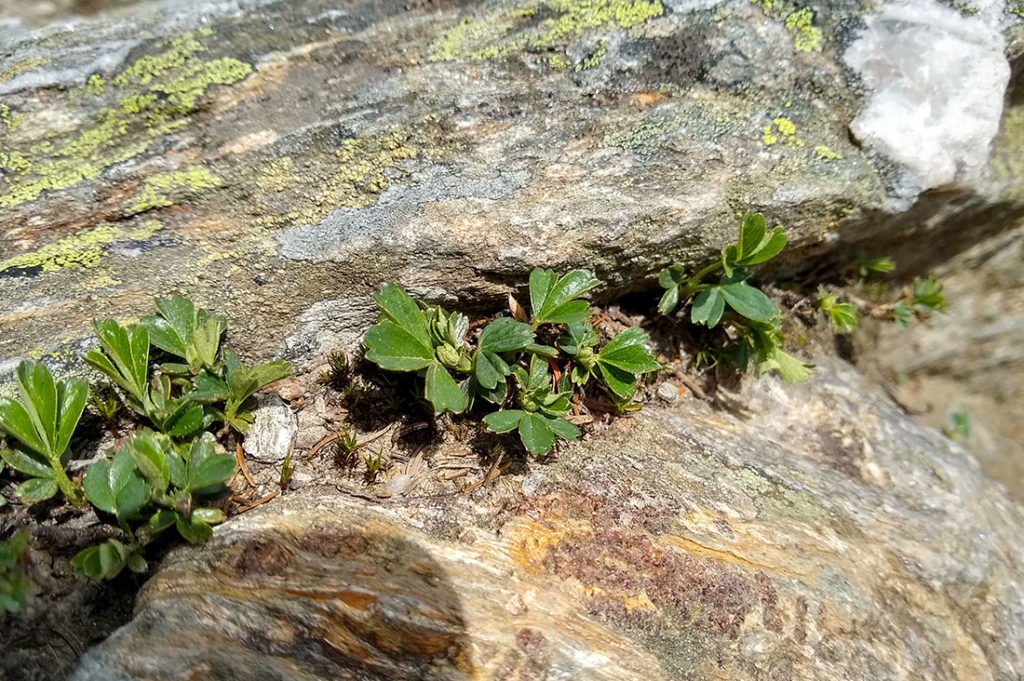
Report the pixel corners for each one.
[126,166,221,214]
[429,0,663,63]
[0,30,251,210]
[784,8,822,52]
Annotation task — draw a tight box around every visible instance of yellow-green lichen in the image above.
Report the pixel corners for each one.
[126,166,220,214]
[86,74,105,96]
[814,145,842,160]
[256,157,295,193]
[0,225,122,273]
[429,0,663,63]
[576,40,608,70]
[763,117,804,148]
[0,219,163,274]
[784,8,822,52]
[0,30,251,210]
[0,58,49,84]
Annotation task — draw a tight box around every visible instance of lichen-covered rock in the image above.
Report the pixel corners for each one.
[0,0,1020,375]
[71,360,1024,680]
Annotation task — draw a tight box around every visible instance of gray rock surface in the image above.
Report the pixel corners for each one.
[0,0,1020,375]
[71,360,1024,680]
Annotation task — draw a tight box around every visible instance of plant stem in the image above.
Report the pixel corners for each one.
[51,458,85,506]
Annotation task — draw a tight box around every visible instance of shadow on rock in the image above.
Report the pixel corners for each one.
[72,520,472,681]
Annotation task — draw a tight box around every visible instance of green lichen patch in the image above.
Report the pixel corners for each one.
[0,30,251,210]
[0,58,50,84]
[126,166,221,215]
[784,8,822,52]
[0,220,163,275]
[253,122,459,229]
[762,117,804,148]
[750,1,823,53]
[429,0,664,63]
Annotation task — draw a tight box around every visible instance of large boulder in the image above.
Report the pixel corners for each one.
[0,0,1020,375]
[71,360,1024,679]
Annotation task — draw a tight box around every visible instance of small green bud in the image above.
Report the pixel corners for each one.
[437,344,461,368]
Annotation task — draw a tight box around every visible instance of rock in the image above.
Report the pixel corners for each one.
[242,395,297,464]
[71,360,1024,680]
[0,0,1020,372]
[265,378,305,403]
[656,381,680,403]
[843,0,1010,194]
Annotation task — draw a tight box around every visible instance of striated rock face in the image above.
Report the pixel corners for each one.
[0,0,1021,375]
[72,361,1024,680]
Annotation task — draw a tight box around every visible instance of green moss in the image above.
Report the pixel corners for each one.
[0,30,251,210]
[784,8,822,52]
[429,0,663,63]
[126,166,220,214]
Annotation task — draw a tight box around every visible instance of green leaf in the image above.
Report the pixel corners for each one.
[192,507,226,524]
[758,348,814,383]
[738,228,787,266]
[424,360,467,414]
[16,477,58,502]
[736,212,766,260]
[73,539,129,580]
[164,402,205,438]
[524,343,558,358]
[186,451,236,492]
[560,322,598,355]
[364,321,434,371]
[478,318,534,353]
[55,378,88,457]
[596,362,639,400]
[374,283,430,343]
[658,286,680,316]
[84,446,149,519]
[474,351,510,390]
[544,415,580,441]
[531,269,600,325]
[658,265,687,289]
[83,460,116,514]
[597,328,660,374]
[691,288,725,327]
[185,371,230,403]
[223,354,292,417]
[891,301,912,329]
[127,430,170,491]
[484,410,524,433]
[128,553,148,574]
[1,446,53,479]
[528,268,557,320]
[518,412,555,456]
[146,509,176,534]
[719,282,778,322]
[87,320,151,405]
[175,514,213,544]
[16,361,57,454]
[0,398,46,457]
[730,213,787,266]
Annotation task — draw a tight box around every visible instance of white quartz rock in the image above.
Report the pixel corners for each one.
[843,0,1010,191]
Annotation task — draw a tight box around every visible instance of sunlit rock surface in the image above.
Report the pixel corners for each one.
[843,0,1010,195]
[72,361,1024,680]
[0,0,1020,376]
